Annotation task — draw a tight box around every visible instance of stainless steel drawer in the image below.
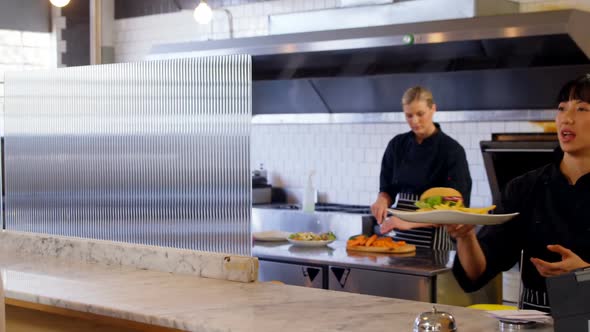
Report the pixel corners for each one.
[259,260,325,288]
[328,266,432,302]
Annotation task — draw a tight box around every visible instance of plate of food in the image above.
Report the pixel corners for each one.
[287,232,336,247]
[346,234,416,254]
[252,231,291,242]
[389,187,519,225]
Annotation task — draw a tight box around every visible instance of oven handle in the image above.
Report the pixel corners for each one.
[483,149,555,152]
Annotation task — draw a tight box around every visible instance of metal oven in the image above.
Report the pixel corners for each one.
[481,133,559,212]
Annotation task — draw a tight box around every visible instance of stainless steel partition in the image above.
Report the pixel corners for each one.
[3,55,252,256]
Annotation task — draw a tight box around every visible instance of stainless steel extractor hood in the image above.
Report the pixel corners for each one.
[151,10,590,77]
[149,10,590,114]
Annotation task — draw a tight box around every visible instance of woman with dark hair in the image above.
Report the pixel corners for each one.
[449,74,590,312]
[371,86,472,250]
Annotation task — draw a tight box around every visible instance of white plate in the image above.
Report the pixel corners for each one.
[388,209,519,225]
[287,238,335,247]
[253,231,291,242]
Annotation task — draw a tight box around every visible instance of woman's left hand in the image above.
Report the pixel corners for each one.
[380,216,434,233]
[530,244,590,277]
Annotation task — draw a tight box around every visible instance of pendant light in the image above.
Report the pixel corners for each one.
[50,0,71,7]
[193,0,213,25]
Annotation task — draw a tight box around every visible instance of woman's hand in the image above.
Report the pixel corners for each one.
[531,245,590,277]
[446,224,476,240]
[371,194,392,224]
[380,216,434,233]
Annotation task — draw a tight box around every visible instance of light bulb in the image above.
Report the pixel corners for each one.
[50,0,71,7]
[193,1,213,25]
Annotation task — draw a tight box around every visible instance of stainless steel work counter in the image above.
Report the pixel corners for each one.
[252,208,501,306]
[253,240,452,277]
[253,240,504,306]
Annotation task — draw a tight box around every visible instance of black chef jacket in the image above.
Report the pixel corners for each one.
[453,149,590,311]
[379,123,472,206]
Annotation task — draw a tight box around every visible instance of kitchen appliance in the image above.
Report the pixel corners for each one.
[546,267,590,332]
[481,133,559,212]
[252,166,272,204]
[151,10,590,115]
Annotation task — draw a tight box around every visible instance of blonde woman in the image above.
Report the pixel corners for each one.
[370,86,472,250]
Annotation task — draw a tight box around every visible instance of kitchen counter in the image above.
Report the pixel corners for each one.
[0,231,554,332]
[0,274,4,332]
[0,251,555,332]
[253,240,452,277]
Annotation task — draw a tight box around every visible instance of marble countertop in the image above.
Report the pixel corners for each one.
[253,240,452,276]
[0,274,4,332]
[0,251,554,332]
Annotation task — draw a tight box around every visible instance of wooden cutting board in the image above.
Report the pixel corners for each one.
[346,243,416,254]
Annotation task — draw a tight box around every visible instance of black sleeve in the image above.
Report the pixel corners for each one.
[379,138,398,201]
[452,176,527,292]
[445,144,472,207]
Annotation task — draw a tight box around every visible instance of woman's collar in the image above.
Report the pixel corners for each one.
[414,123,441,145]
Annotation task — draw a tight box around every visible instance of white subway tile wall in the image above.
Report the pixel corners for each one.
[252,121,545,206]
[0,31,51,71]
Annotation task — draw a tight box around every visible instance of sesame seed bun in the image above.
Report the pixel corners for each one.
[419,187,462,201]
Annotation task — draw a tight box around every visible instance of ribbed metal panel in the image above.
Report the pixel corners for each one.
[3,55,252,256]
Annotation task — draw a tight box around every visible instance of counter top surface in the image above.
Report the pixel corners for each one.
[0,274,4,332]
[253,240,452,276]
[0,251,554,332]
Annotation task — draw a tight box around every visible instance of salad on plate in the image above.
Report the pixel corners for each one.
[288,232,336,247]
[288,232,336,241]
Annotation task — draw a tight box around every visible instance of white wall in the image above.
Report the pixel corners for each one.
[253,120,545,207]
[115,0,341,63]
[0,29,53,132]
[113,0,578,207]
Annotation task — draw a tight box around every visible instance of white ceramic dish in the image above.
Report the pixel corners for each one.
[287,238,335,247]
[252,231,291,242]
[388,209,519,225]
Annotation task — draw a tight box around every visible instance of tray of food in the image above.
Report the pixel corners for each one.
[389,187,519,225]
[346,234,416,253]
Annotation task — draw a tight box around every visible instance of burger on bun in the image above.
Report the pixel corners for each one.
[415,187,463,210]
